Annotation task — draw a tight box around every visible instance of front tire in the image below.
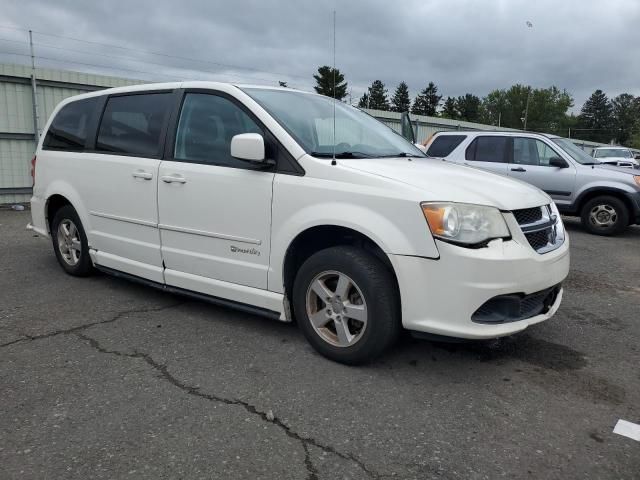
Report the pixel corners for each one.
[580,195,629,236]
[51,205,93,276]
[292,246,400,365]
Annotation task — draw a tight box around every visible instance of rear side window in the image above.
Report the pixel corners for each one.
[43,97,98,151]
[465,136,508,163]
[426,135,466,157]
[96,93,173,157]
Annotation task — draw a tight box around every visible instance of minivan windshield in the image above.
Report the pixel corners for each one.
[552,138,599,165]
[594,148,632,158]
[243,88,425,159]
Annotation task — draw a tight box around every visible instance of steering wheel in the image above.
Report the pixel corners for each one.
[335,142,351,151]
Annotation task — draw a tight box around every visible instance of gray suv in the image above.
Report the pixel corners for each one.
[425,131,640,236]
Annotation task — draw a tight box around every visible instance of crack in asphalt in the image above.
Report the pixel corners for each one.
[0,302,186,348]
[74,331,380,480]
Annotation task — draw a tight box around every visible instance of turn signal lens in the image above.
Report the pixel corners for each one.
[634,175,640,187]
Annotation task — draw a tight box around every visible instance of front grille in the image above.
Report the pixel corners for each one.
[512,205,564,254]
[512,207,542,225]
[525,229,550,251]
[472,284,561,324]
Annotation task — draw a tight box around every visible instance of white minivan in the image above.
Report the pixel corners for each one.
[29,82,570,364]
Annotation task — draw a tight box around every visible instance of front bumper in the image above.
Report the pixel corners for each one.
[390,236,570,339]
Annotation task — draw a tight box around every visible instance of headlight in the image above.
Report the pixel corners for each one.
[421,202,510,246]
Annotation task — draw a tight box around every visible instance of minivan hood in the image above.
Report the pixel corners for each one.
[340,157,551,210]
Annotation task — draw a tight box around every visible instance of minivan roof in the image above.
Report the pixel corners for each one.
[66,81,312,102]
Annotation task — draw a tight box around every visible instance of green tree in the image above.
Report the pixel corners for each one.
[611,93,637,145]
[481,89,508,125]
[455,94,482,122]
[480,85,573,135]
[313,66,348,100]
[411,82,441,116]
[365,80,390,111]
[576,89,614,143]
[357,92,369,109]
[390,81,411,112]
[441,96,459,119]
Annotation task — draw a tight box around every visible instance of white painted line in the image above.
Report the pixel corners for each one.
[613,419,640,441]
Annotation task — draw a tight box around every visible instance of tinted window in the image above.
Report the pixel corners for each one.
[43,97,98,151]
[96,93,173,157]
[466,136,507,162]
[174,93,263,167]
[426,135,466,157]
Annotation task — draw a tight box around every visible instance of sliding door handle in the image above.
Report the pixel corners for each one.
[132,170,153,180]
[161,174,187,184]
[510,167,527,172]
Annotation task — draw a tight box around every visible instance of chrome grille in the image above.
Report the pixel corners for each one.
[512,205,565,254]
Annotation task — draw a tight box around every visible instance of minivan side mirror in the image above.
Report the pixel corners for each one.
[549,156,569,168]
[231,133,265,162]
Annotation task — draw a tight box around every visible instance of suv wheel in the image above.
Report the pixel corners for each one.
[580,195,629,236]
[292,246,400,365]
[51,205,93,276]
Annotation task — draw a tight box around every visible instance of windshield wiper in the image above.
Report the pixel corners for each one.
[379,152,424,158]
[309,151,374,159]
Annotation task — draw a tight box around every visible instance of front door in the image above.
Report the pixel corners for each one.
[507,137,577,208]
[158,91,275,297]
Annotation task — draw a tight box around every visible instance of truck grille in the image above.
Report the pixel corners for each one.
[512,205,564,254]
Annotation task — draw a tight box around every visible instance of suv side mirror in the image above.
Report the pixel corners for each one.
[549,156,569,168]
[231,133,265,162]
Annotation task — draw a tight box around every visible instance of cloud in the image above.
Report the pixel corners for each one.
[1,0,639,109]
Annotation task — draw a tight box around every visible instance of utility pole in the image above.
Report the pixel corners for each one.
[523,87,531,131]
[29,30,41,145]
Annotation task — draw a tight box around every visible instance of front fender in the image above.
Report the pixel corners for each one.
[268,177,440,293]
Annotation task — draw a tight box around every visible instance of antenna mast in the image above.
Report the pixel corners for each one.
[332,10,336,164]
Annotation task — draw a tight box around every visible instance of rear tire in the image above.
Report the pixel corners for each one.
[292,246,400,365]
[580,195,629,236]
[51,205,93,276]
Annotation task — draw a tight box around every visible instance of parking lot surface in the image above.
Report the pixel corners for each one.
[1,208,639,479]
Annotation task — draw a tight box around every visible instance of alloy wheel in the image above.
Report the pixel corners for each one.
[305,270,368,348]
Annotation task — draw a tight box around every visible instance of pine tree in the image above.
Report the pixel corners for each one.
[611,93,636,145]
[357,92,369,109]
[390,81,411,112]
[365,80,390,111]
[313,66,348,100]
[411,82,441,116]
[441,97,458,119]
[577,90,613,143]
[455,94,481,122]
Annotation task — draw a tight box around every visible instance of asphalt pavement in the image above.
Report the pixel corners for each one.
[1,208,639,479]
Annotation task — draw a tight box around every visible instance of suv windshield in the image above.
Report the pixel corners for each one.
[552,138,599,165]
[243,88,425,158]
[594,148,632,158]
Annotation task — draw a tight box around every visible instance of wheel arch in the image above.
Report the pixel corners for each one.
[281,225,401,317]
[43,181,90,234]
[574,187,635,224]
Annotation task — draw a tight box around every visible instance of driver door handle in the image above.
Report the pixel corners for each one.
[161,174,187,184]
[511,167,527,172]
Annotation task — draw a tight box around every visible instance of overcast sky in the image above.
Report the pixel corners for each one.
[1,0,639,110]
